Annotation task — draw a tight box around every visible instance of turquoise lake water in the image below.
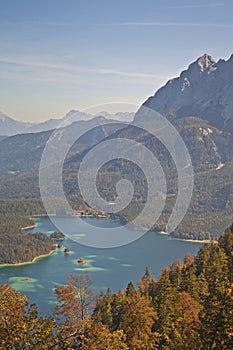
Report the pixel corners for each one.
[0,216,201,315]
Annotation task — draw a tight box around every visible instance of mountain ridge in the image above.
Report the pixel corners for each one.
[0,110,134,136]
[139,53,233,132]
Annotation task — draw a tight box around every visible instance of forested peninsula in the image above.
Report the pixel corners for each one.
[0,210,54,265]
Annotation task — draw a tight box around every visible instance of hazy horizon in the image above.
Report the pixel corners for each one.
[1,0,233,122]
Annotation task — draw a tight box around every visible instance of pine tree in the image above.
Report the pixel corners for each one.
[110,291,127,331]
[168,260,182,290]
[120,291,160,350]
[93,290,113,328]
[170,291,201,350]
[126,281,136,297]
[138,267,156,297]
[199,242,232,349]
[153,268,177,349]
[219,227,233,282]
[181,259,200,301]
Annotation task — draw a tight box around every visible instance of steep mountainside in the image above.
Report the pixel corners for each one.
[130,53,233,238]
[139,54,233,132]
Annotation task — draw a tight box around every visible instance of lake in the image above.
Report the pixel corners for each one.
[0,216,201,315]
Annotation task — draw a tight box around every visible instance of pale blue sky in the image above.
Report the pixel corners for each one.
[0,0,233,121]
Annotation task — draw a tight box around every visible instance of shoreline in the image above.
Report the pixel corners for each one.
[0,250,55,268]
[153,231,210,244]
[33,214,57,217]
[32,214,211,244]
[168,237,210,244]
[22,224,37,230]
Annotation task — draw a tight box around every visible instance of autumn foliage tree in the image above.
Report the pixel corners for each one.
[171,291,201,350]
[0,284,57,349]
[54,274,95,349]
[120,291,160,350]
[82,322,129,350]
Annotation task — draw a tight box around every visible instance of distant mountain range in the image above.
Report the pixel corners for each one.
[0,116,126,178]
[0,110,134,136]
[0,111,33,136]
[1,53,233,240]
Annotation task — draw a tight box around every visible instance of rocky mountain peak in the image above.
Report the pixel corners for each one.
[138,53,233,131]
[183,53,217,80]
[195,53,216,71]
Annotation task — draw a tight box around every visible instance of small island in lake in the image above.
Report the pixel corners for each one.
[50,231,66,241]
[77,257,86,265]
[19,278,32,282]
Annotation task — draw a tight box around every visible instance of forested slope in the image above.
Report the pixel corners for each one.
[0,211,54,264]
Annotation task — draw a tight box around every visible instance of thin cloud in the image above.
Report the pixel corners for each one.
[112,21,233,28]
[0,57,68,70]
[1,17,230,30]
[167,3,225,9]
[88,67,160,79]
[0,20,75,27]
[0,56,163,83]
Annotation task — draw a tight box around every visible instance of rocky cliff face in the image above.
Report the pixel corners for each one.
[138,54,233,132]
